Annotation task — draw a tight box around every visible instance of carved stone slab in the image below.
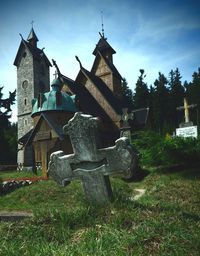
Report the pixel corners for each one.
[48,112,137,204]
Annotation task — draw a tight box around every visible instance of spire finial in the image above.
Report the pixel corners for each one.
[19,33,24,40]
[52,59,61,76]
[75,56,82,69]
[31,20,34,29]
[101,11,105,38]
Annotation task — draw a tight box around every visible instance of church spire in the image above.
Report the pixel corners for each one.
[101,11,105,38]
[92,13,115,58]
[27,23,39,47]
[92,35,116,59]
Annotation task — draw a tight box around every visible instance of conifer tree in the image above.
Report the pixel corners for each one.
[185,68,200,126]
[152,72,170,133]
[121,78,134,109]
[0,87,16,164]
[168,68,185,128]
[133,69,149,109]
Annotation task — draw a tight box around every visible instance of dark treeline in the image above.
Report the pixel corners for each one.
[0,87,17,164]
[123,67,200,134]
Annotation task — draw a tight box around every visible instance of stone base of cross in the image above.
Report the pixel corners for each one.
[48,112,138,204]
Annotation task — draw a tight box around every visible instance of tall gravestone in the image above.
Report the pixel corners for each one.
[48,112,138,204]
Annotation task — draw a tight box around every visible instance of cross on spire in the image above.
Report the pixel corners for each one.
[31,20,34,28]
[53,70,58,79]
[101,11,105,38]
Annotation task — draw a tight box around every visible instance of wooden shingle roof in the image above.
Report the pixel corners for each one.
[14,39,52,67]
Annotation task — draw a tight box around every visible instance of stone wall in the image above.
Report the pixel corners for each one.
[17,50,34,140]
[17,45,50,164]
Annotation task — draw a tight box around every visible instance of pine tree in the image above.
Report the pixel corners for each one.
[185,68,200,126]
[133,69,149,109]
[168,68,185,128]
[148,85,156,130]
[0,87,16,164]
[152,72,170,133]
[121,78,134,109]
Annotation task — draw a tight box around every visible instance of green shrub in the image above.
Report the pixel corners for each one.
[132,131,200,167]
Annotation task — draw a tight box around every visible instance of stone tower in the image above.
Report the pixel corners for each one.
[14,27,52,167]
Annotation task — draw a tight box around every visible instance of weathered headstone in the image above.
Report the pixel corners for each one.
[48,112,138,204]
[120,108,133,141]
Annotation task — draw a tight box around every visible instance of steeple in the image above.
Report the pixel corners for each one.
[92,12,116,62]
[92,34,116,63]
[27,27,39,47]
[101,10,105,38]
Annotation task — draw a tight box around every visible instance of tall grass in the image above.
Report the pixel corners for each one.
[0,167,200,255]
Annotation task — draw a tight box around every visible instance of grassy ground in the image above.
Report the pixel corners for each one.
[0,170,41,180]
[0,168,200,256]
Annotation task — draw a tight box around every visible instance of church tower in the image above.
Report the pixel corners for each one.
[91,34,123,100]
[14,27,52,166]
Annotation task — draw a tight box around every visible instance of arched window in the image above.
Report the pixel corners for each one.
[24,98,27,106]
[22,80,28,90]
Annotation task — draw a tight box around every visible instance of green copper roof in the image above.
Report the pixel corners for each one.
[32,79,78,116]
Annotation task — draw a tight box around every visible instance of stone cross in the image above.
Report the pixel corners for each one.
[120,108,134,141]
[48,112,137,204]
[177,98,197,124]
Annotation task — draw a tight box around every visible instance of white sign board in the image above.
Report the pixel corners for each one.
[176,126,198,138]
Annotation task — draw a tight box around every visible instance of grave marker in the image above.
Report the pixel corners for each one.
[176,98,197,138]
[48,112,138,204]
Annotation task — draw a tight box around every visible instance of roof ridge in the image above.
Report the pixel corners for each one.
[27,28,39,42]
[93,37,116,56]
[80,67,122,115]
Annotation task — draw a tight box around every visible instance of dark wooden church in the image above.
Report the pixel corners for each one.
[14,28,147,176]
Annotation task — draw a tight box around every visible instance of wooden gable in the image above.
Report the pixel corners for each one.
[91,52,123,100]
[62,84,73,95]
[92,54,111,77]
[33,118,52,142]
[76,69,122,127]
[91,53,113,91]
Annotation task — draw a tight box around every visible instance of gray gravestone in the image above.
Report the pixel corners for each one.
[48,112,137,204]
[120,108,133,141]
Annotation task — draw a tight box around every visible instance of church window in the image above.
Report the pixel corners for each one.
[56,91,62,106]
[22,80,28,90]
[23,52,27,58]
[37,93,43,108]
[24,119,28,126]
[24,98,27,106]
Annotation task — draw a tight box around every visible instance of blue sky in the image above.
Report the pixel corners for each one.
[0,0,200,122]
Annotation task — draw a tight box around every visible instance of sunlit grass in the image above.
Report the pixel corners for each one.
[0,168,200,255]
[0,170,41,180]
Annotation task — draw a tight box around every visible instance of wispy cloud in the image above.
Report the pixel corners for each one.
[1,0,200,121]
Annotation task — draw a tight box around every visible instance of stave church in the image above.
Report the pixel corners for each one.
[14,27,147,176]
